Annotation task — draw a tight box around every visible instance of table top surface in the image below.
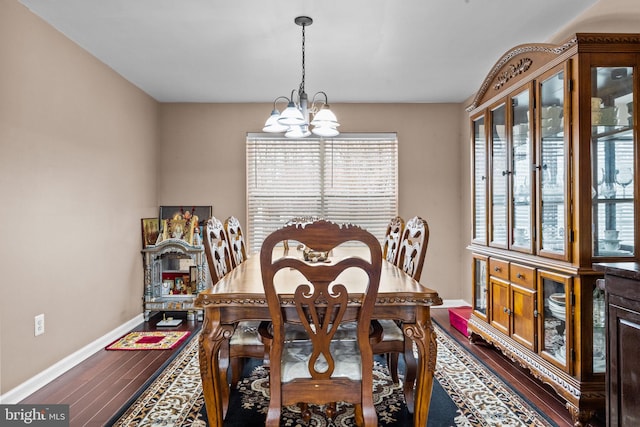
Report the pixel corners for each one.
[196,246,442,306]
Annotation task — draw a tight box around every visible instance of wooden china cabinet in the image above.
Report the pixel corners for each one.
[467,33,640,425]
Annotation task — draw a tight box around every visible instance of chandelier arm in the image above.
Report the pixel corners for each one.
[272,95,290,109]
[310,91,329,112]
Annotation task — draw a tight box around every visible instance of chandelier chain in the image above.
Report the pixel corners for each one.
[300,23,306,95]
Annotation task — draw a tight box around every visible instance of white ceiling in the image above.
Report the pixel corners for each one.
[19,0,598,103]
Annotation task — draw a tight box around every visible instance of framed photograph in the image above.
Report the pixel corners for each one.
[161,279,174,296]
[173,277,184,294]
[141,218,160,248]
[159,206,212,226]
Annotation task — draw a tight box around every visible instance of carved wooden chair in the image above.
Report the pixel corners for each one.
[377,215,430,409]
[373,216,406,384]
[382,216,405,264]
[203,216,269,386]
[396,216,429,281]
[224,215,247,268]
[260,219,382,426]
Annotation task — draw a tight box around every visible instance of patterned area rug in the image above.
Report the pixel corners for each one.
[106,331,191,351]
[110,324,557,426]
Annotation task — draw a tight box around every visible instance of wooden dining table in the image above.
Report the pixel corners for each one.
[195,246,443,426]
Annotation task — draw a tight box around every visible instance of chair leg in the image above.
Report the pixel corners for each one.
[353,404,364,426]
[266,406,281,427]
[325,402,337,420]
[299,403,312,424]
[230,357,243,387]
[403,338,417,414]
[387,353,400,384]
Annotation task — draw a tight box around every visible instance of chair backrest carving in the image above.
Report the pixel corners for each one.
[224,216,247,268]
[396,216,429,281]
[260,219,382,425]
[382,216,405,265]
[203,216,233,284]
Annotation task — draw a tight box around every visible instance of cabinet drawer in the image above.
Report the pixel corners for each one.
[489,258,509,280]
[510,263,536,289]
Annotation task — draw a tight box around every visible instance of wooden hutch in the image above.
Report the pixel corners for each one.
[466,33,640,425]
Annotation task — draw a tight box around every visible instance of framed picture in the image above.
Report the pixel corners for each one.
[161,279,174,295]
[141,218,160,248]
[159,206,212,226]
[174,277,184,294]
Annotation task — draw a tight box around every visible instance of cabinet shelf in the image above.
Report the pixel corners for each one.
[592,125,633,139]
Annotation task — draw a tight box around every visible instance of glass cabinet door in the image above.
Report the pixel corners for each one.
[591,66,635,257]
[539,270,572,371]
[511,88,533,251]
[538,70,568,258]
[473,255,488,321]
[593,281,606,374]
[491,104,508,247]
[473,116,487,244]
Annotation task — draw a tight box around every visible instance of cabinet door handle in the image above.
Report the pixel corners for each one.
[502,170,511,176]
[494,266,501,272]
[503,307,512,315]
[517,273,523,279]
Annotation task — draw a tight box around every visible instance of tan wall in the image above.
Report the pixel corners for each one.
[158,103,466,300]
[0,1,158,393]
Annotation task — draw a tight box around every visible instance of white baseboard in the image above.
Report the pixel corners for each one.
[436,299,471,308]
[0,314,144,404]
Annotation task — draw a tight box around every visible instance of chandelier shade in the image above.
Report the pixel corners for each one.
[263,16,339,138]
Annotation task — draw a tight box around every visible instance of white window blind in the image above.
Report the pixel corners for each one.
[246,133,398,252]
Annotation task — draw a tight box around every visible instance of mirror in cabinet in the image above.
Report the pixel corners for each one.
[491,104,508,247]
[591,66,635,258]
[511,88,533,251]
[539,270,572,370]
[538,69,568,259]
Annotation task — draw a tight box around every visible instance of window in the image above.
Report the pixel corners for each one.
[246,133,398,252]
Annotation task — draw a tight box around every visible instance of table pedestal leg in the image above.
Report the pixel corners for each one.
[404,306,437,427]
[198,307,234,427]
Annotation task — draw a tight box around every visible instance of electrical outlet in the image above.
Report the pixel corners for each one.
[34,314,45,336]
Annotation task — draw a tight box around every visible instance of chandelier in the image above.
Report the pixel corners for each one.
[262,16,339,138]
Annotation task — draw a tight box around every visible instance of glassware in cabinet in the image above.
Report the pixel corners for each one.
[540,270,572,370]
[472,255,488,320]
[538,70,568,258]
[591,66,635,258]
[511,88,533,251]
[491,104,508,247]
[592,282,606,374]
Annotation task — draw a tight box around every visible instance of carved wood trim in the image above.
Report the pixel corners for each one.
[467,33,640,112]
[196,295,442,307]
[468,316,605,424]
[467,37,577,112]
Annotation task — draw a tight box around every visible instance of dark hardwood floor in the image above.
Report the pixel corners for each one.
[20,308,579,426]
[20,312,200,426]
